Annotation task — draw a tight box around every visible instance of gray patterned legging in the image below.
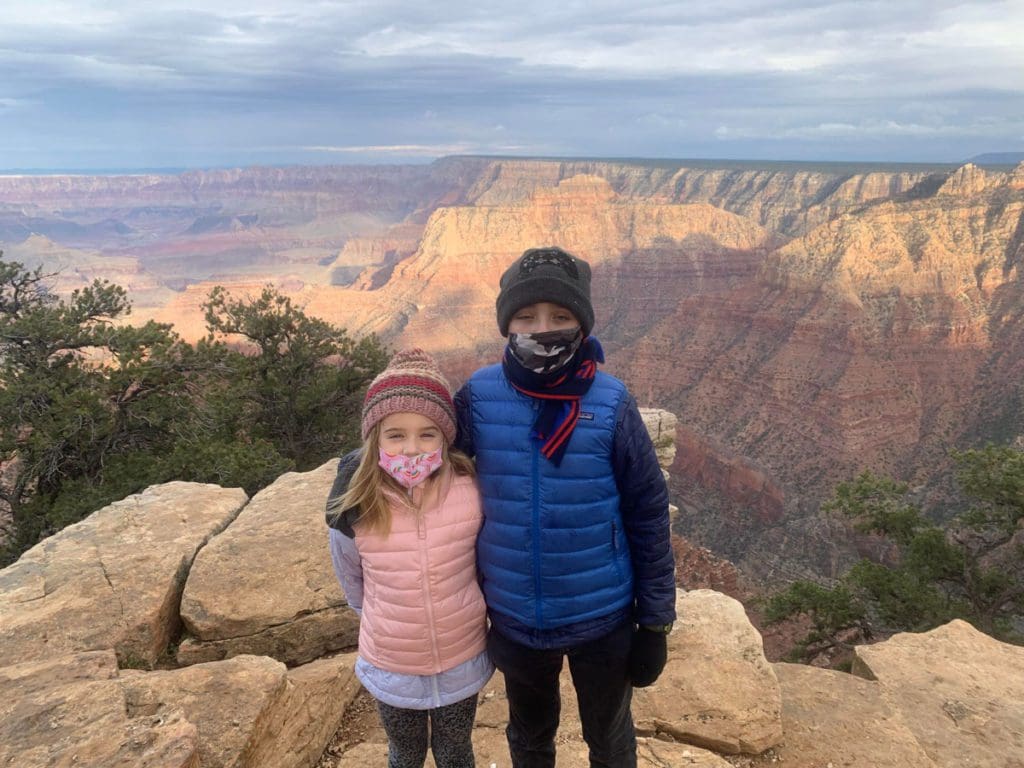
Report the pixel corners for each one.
[377,694,478,768]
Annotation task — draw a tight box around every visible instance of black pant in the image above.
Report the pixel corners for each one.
[377,695,478,768]
[487,622,637,768]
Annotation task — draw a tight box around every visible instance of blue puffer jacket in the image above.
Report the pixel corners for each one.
[455,363,676,647]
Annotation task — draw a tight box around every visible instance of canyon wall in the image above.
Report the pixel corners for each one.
[3,157,1023,579]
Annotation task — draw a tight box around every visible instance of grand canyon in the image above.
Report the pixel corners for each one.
[3,156,1023,581]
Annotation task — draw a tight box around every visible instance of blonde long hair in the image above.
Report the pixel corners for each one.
[336,423,475,536]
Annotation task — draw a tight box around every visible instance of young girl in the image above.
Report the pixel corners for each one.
[327,348,492,768]
[454,247,676,768]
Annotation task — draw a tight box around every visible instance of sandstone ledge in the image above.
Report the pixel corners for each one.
[0,482,248,668]
[852,620,1024,768]
[0,649,360,768]
[178,460,359,667]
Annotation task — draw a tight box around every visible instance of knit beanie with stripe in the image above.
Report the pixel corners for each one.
[361,348,457,444]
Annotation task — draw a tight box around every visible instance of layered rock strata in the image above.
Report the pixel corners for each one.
[5,157,1024,581]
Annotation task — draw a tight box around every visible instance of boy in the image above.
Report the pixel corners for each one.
[454,246,677,768]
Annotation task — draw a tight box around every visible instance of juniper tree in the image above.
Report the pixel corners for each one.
[767,448,1024,660]
[0,254,196,558]
[1,255,387,564]
[201,284,388,471]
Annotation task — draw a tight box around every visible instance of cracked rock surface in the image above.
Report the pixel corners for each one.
[852,620,1024,768]
[178,460,359,667]
[0,482,248,668]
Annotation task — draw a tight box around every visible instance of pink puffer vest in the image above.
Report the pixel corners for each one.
[355,473,487,675]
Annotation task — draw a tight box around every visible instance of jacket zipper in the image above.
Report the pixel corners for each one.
[532,438,544,629]
[611,520,626,581]
[417,510,442,674]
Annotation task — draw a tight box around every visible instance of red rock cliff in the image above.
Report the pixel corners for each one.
[5,157,1024,580]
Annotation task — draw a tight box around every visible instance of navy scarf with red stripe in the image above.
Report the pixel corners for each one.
[502,336,605,466]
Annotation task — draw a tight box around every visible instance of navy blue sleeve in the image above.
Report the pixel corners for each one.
[325,448,362,534]
[612,393,677,626]
[454,382,476,458]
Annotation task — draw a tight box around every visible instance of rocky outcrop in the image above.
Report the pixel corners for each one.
[1009,161,1024,191]
[121,654,291,768]
[177,461,358,667]
[248,655,362,768]
[0,482,248,668]
[936,163,990,197]
[2,418,1024,766]
[633,590,783,754]
[771,662,937,767]
[0,648,360,768]
[852,620,1024,768]
[0,650,200,768]
[325,230,421,288]
[123,653,361,768]
[640,406,678,469]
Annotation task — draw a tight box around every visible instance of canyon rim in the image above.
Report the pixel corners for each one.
[3,155,1024,581]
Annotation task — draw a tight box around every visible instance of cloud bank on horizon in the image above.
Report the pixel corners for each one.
[0,0,1022,170]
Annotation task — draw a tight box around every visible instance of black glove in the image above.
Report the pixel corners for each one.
[628,627,668,687]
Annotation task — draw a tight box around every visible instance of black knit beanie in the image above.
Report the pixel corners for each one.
[496,247,595,337]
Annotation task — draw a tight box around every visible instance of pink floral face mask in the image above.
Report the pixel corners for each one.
[378,447,444,489]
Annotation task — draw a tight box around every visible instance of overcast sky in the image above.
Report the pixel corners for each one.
[1,1,1022,170]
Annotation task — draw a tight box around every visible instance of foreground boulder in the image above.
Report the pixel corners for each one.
[122,655,289,768]
[178,460,358,666]
[772,662,937,767]
[248,654,362,768]
[852,619,1024,768]
[0,649,360,768]
[632,589,783,754]
[0,482,248,668]
[0,650,200,768]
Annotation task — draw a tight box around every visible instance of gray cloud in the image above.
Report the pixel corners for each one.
[0,0,1021,168]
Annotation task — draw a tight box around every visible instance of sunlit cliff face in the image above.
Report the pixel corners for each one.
[4,158,1024,578]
